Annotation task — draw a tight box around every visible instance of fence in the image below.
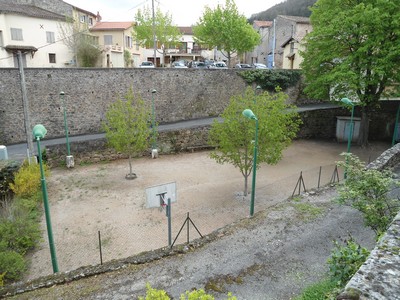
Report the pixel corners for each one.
[23,162,351,281]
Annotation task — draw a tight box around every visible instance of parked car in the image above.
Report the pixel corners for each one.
[172,61,188,68]
[209,61,228,69]
[252,63,267,69]
[235,63,253,69]
[139,61,155,68]
[188,61,208,69]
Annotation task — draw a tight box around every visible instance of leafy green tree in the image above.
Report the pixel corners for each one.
[337,153,400,235]
[102,89,150,179]
[208,87,301,196]
[300,0,400,147]
[133,7,182,66]
[193,0,260,67]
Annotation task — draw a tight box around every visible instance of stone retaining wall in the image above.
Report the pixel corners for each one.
[1,68,398,145]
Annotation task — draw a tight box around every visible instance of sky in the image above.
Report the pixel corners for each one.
[64,0,283,26]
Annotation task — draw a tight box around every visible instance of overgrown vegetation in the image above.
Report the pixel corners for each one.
[138,283,236,300]
[327,238,370,287]
[238,69,301,92]
[295,238,369,299]
[337,153,400,236]
[0,161,43,284]
[296,152,399,299]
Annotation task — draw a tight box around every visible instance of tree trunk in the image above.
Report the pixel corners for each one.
[358,106,370,147]
[244,174,248,196]
[129,154,133,175]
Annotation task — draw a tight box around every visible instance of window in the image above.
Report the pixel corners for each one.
[49,53,56,63]
[290,41,295,53]
[89,18,93,26]
[104,35,112,45]
[125,36,132,48]
[11,28,23,41]
[80,15,86,23]
[46,31,55,43]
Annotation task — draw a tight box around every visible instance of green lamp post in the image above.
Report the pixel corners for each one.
[242,109,259,217]
[60,91,74,168]
[341,98,355,179]
[33,124,59,273]
[151,89,158,158]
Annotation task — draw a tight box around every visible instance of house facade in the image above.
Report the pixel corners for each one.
[245,20,272,65]
[90,22,142,68]
[0,0,100,68]
[0,2,71,67]
[268,15,312,69]
[141,26,206,67]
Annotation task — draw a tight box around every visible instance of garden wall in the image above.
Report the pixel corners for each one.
[1,68,398,145]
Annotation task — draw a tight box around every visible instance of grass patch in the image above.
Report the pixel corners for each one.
[291,202,324,221]
[293,278,338,300]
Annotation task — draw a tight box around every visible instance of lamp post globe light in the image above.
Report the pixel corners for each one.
[60,91,74,168]
[32,124,59,273]
[340,98,355,179]
[151,89,158,158]
[242,109,259,217]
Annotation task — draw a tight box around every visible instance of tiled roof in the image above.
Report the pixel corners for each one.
[0,3,65,21]
[90,21,135,31]
[179,27,193,35]
[254,20,273,28]
[278,15,310,24]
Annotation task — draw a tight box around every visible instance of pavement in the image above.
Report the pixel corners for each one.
[4,103,340,161]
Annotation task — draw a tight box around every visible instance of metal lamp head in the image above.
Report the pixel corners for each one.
[341,97,354,106]
[242,109,257,120]
[151,89,156,94]
[33,124,47,140]
[60,91,65,96]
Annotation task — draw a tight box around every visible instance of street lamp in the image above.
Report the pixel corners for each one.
[60,91,74,168]
[242,109,259,217]
[151,89,158,158]
[341,97,355,179]
[32,124,59,273]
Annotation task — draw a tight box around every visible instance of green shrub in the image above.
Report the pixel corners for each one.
[9,161,47,198]
[327,238,370,287]
[0,250,26,281]
[138,283,170,300]
[0,161,20,197]
[0,216,41,255]
[337,153,400,235]
[238,69,301,91]
[138,284,236,300]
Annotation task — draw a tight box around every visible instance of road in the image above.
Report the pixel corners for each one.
[4,103,339,161]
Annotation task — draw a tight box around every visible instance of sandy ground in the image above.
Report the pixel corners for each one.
[24,139,390,281]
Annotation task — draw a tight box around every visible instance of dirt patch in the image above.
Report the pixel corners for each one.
[23,140,388,284]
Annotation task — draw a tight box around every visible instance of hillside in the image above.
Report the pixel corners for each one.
[249,0,318,22]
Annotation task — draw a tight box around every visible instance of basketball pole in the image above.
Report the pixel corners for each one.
[167,198,172,247]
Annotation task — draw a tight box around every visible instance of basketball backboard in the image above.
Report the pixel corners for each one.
[145,182,177,208]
